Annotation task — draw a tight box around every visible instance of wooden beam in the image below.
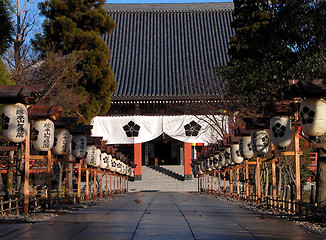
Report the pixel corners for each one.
[0,146,18,152]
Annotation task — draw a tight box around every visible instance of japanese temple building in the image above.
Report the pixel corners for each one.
[91,2,234,181]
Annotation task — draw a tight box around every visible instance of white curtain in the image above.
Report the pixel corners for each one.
[91,115,229,144]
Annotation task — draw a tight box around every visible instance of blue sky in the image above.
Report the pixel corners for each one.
[106,0,232,3]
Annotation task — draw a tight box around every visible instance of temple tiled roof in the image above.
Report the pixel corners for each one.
[103,3,234,101]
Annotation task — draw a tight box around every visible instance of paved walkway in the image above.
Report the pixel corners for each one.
[0,192,324,240]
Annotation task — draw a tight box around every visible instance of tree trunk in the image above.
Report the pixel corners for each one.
[316,148,326,207]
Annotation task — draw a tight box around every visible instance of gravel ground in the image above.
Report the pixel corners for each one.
[0,194,125,224]
[202,193,326,236]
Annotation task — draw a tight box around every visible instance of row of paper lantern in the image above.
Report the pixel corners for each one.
[84,146,134,177]
[192,97,326,175]
[1,103,134,177]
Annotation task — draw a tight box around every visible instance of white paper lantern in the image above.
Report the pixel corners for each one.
[131,168,135,177]
[52,128,70,155]
[300,98,326,138]
[109,158,116,172]
[219,152,226,167]
[85,145,100,166]
[100,153,109,169]
[231,144,243,164]
[239,136,254,158]
[122,163,128,175]
[1,103,28,143]
[200,160,206,171]
[224,147,232,166]
[197,164,203,175]
[116,160,123,173]
[205,159,212,171]
[127,166,132,176]
[251,130,269,156]
[71,135,87,158]
[213,155,219,169]
[106,154,113,169]
[270,116,292,148]
[32,119,55,151]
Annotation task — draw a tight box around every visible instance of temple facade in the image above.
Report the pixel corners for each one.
[91,2,234,181]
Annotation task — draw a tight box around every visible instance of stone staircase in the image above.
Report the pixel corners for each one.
[129,165,199,192]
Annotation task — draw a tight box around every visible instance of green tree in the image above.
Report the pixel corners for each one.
[34,0,116,122]
[0,0,13,55]
[217,0,325,111]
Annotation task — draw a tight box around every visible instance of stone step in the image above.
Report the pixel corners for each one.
[129,165,198,192]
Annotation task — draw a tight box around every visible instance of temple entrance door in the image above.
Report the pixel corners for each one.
[154,142,171,165]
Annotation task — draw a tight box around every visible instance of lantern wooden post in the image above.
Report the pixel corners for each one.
[99,172,103,198]
[47,150,52,208]
[236,168,240,199]
[23,122,30,214]
[272,159,277,204]
[214,173,217,194]
[218,172,221,194]
[256,157,261,203]
[245,160,249,200]
[65,154,69,204]
[229,169,233,197]
[86,169,89,201]
[109,174,112,195]
[294,113,301,203]
[105,172,108,197]
[77,160,82,203]
[223,171,226,195]
[93,169,97,199]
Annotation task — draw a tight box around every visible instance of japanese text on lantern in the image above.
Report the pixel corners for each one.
[43,123,52,149]
[16,109,25,138]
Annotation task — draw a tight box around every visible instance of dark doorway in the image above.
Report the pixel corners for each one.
[154,142,171,165]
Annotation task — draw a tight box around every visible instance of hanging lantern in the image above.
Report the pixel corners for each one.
[1,103,28,143]
[131,168,135,177]
[109,158,116,172]
[200,160,206,171]
[71,135,87,158]
[224,148,232,166]
[100,152,109,169]
[270,116,292,148]
[300,98,326,138]
[209,157,216,170]
[127,166,132,176]
[239,136,254,158]
[205,159,212,171]
[94,149,101,167]
[116,160,123,173]
[251,130,269,156]
[85,145,99,166]
[122,163,128,175]
[32,119,55,151]
[213,154,219,169]
[231,144,243,164]
[52,128,70,155]
[106,154,113,169]
[219,152,226,167]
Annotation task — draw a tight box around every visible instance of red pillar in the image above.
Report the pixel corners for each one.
[134,143,142,180]
[184,142,192,180]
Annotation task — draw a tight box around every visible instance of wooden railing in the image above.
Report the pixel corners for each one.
[0,198,19,216]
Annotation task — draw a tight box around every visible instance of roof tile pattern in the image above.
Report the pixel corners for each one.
[103,3,234,100]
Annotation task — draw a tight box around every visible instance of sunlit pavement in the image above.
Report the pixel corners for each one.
[0,192,324,240]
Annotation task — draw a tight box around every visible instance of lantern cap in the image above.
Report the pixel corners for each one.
[243,117,269,130]
[233,126,252,136]
[262,101,299,117]
[0,85,42,104]
[289,79,326,97]
[28,105,63,120]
